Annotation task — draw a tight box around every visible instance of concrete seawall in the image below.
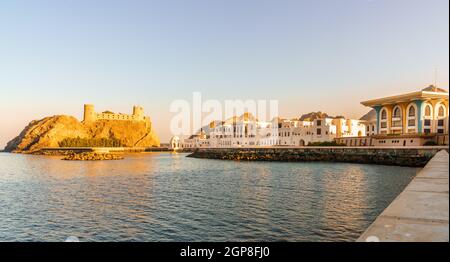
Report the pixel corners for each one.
[187,146,448,167]
[358,150,449,242]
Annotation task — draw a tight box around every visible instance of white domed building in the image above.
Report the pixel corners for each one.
[169,136,182,150]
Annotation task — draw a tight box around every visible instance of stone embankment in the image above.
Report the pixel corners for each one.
[39,149,88,156]
[62,152,124,161]
[358,150,449,242]
[187,146,448,167]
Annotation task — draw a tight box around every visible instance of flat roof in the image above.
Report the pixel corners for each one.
[361,90,448,107]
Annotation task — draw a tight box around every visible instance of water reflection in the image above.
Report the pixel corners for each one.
[0,152,418,241]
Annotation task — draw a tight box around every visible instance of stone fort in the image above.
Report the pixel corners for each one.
[83,104,152,129]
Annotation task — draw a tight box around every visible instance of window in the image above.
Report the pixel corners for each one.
[392,121,402,127]
[425,105,431,116]
[381,109,387,120]
[438,106,445,117]
[393,107,401,118]
[424,128,431,134]
[438,119,444,126]
[381,122,387,128]
[316,120,322,126]
[408,119,415,126]
[317,128,322,135]
[372,126,374,131]
[424,119,431,126]
[438,129,444,134]
[408,106,415,117]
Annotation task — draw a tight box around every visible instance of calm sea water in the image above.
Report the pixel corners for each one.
[0,152,418,242]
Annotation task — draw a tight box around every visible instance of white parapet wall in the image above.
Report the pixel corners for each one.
[357,149,449,242]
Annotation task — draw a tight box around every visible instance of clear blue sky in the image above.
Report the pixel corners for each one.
[0,0,448,145]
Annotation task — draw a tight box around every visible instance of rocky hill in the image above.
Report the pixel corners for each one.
[5,115,160,153]
[299,111,334,121]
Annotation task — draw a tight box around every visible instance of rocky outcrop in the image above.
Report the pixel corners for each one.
[5,115,160,153]
[299,111,333,121]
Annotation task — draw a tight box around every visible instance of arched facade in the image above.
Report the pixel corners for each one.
[391,105,403,134]
[299,139,305,146]
[169,136,181,150]
[361,85,449,141]
[435,102,448,134]
[406,103,417,133]
[422,102,434,134]
[379,107,389,134]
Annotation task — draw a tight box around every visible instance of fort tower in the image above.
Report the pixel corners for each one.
[132,106,144,120]
[83,104,95,123]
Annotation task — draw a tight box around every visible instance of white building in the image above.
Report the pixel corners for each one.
[169,136,181,150]
[207,113,276,147]
[182,113,366,148]
[182,131,210,149]
[275,117,366,146]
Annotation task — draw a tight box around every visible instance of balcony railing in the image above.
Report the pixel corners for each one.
[392,121,403,127]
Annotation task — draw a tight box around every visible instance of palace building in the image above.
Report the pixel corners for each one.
[336,85,449,146]
[180,85,448,148]
[361,85,448,135]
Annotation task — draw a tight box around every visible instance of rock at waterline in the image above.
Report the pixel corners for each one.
[62,152,124,161]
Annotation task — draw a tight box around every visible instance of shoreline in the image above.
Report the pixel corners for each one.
[357,150,449,242]
[2,146,447,167]
[186,146,448,167]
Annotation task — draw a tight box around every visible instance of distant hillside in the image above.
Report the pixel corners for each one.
[5,115,160,153]
[299,111,337,121]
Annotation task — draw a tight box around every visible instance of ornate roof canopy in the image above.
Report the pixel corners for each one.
[361,85,448,107]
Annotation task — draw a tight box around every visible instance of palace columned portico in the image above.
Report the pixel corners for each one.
[361,85,449,136]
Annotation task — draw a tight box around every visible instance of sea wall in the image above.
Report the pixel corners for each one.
[357,150,449,242]
[187,146,449,167]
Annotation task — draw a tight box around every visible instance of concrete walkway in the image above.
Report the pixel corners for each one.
[358,150,449,242]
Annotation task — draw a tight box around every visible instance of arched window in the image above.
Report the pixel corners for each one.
[381,109,387,120]
[425,105,431,116]
[407,104,417,131]
[393,107,401,118]
[438,106,445,117]
[379,108,388,131]
[408,106,415,117]
[391,106,403,132]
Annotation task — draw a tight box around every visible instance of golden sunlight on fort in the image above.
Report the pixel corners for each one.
[83,104,152,129]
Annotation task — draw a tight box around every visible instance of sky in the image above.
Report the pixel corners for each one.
[0,0,448,146]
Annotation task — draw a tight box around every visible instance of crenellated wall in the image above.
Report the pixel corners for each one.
[82,104,151,129]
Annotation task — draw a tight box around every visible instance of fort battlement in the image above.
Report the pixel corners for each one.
[83,104,151,129]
